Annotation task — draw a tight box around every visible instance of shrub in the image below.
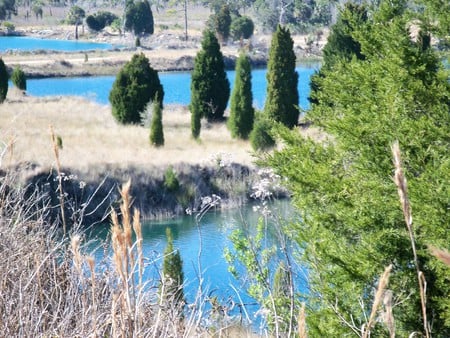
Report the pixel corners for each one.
[164,166,179,192]
[230,16,254,40]
[11,66,26,90]
[250,113,275,151]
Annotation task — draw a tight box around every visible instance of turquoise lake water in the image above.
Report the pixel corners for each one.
[0,36,116,52]
[18,65,319,109]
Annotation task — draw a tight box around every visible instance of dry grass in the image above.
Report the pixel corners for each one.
[0,93,254,171]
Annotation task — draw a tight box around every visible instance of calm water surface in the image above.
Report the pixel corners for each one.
[21,64,319,109]
[0,36,116,52]
[85,200,307,324]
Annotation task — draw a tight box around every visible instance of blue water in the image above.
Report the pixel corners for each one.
[0,36,116,52]
[19,65,319,109]
[86,200,306,328]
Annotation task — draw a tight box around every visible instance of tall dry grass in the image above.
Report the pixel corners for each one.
[0,95,254,171]
[0,169,262,337]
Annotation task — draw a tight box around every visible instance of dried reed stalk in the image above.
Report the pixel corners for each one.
[298,302,307,338]
[430,247,450,267]
[362,264,392,338]
[50,125,67,236]
[392,141,430,338]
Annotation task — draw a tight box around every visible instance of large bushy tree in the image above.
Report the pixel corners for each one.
[0,0,16,20]
[266,1,450,336]
[0,58,8,103]
[264,25,299,129]
[124,0,154,36]
[190,30,230,138]
[109,53,164,124]
[228,53,254,139]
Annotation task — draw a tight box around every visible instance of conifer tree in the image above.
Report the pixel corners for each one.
[109,53,163,124]
[190,30,230,138]
[161,228,184,309]
[214,5,231,43]
[228,53,254,139]
[149,96,164,147]
[266,1,450,335]
[264,25,299,129]
[0,58,8,104]
[11,66,26,91]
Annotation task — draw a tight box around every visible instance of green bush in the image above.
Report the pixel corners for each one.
[163,166,179,192]
[230,16,254,40]
[250,113,275,151]
[11,67,26,91]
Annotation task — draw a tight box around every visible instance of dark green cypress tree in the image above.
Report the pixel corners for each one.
[0,58,8,104]
[190,30,230,138]
[309,3,368,105]
[11,66,26,91]
[149,96,164,147]
[161,228,184,310]
[228,53,254,139]
[109,53,164,124]
[264,25,299,129]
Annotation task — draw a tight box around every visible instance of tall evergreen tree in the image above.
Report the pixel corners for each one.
[266,1,450,335]
[161,228,184,310]
[149,97,164,147]
[264,25,299,129]
[11,66,26,91]
[109,53,163,124]
[124,0,154,36]
[309,2,368,105]
[228,53,254,139]
[0,58,8,103]
[190,30,230,138]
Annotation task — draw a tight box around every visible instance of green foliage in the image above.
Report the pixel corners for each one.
[109,53,164,124]
[230,15,254,40]
[86,11,118,32]
[124,0,154,36]
[228,53,254,139]
[0,58,8,103]
[0,0,16,21]
[163,166,179,192]
[322,2,367,70]
[214,5,231,43]
[266,1,450,335]
[264,25,299,129]
[224,217,298,335]
[149,98,164,147]
[309,2,368,105]
[250,112,275,151]
[161,228,184,309]
[190,30,230,137]
[2,21,14,31]
[11,66,26,91]
[66,6,85,25]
